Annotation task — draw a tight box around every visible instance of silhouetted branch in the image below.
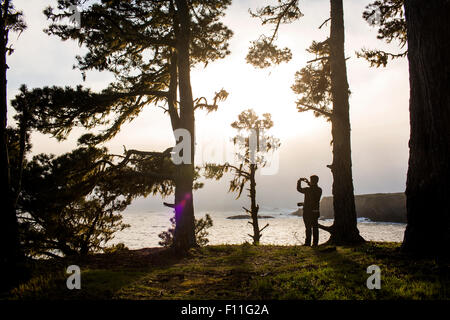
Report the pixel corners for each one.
[319,18,331,29]
[157,105,169,113]
[92,147,174,180]
[318,223,334,233]
[194,89,229,113]
[243,206,251,214]
[269,1,297,43]
[227,164,251,179]
[164,202,176,208]
[94,12,177,48]
[249,0,300,44]
[259,223,269,233]
[140,171,174,181]
[297,103,333,118]
[307,56,330,64]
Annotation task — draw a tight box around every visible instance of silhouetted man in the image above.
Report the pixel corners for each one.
[297,175,322,246]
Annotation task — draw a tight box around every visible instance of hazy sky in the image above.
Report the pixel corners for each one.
[7,0,410,213]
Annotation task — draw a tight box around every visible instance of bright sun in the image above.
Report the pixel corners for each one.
[189,59,326,166]
[192,58,323,141]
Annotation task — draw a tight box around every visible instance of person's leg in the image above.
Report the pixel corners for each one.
[312,217,319,246]
[303,215,312,246]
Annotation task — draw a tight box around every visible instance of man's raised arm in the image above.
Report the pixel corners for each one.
[297,178,308,193]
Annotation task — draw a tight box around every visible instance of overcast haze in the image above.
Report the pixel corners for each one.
[7,0,410,213]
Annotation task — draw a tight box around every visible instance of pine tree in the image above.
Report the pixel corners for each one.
[361,0,450,258]
[401,0,450,258]
[0,0,27,289]
[19,0,233,253]
[11,86,179,257]
[205,109,280,245]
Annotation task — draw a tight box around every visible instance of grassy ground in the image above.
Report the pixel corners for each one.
[4,242,449,300]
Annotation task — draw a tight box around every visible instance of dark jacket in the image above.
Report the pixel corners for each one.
[297,182,322,217]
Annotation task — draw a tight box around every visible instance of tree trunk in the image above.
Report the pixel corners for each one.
[327,0,364,244]
[172,0,197,253]
[0,5,24,288]
[249,163,260,244]
[402,0,450,259]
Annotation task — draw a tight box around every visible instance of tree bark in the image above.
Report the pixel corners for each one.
[0,1,24,288]
[172,0,197,253]
[249,163,261,244]
[402,0,450,258]
[327,0,364,244]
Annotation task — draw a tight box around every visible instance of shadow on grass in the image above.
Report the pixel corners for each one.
[310,243,449,299]
[172,243,257,299]
[309,244,384,299]
[7,247,186,300]
[7,243,448,300]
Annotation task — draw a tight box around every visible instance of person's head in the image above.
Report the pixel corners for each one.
[310,175,319,186]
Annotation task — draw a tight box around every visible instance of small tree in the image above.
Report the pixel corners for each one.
[16,146,134,257]
[158,213,213,248]
[205,109,280,245]
[10,85,181,257]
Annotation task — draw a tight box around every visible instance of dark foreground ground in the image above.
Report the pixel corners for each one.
[4,242,449,300]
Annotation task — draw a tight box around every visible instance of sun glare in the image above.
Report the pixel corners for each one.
[192,58,322,146]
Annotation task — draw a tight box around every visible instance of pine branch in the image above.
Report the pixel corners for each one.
[93,147,172,172]
[259,223,269,233]
[307,56,330,64]
[297,103,333,118]
[226,164,251,179]
[319,18,331,29]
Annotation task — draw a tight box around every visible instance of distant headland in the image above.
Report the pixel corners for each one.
[291,192,406,223]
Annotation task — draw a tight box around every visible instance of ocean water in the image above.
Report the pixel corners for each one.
[111,210,406,249]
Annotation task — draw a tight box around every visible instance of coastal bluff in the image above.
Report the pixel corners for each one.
[292,193,406,223]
